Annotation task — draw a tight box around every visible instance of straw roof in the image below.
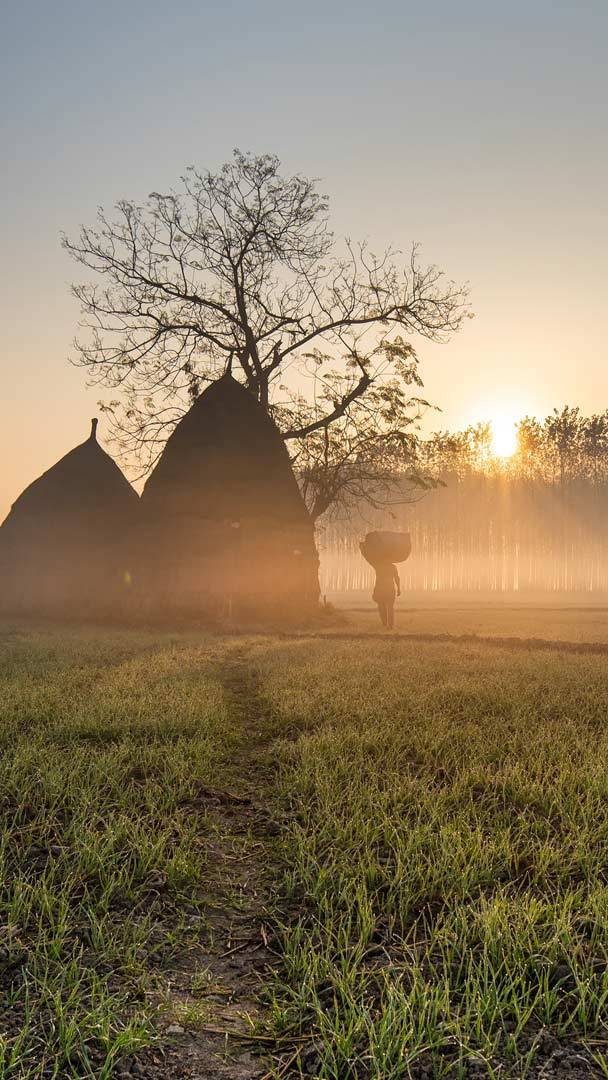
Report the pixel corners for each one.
[139,375,319,612]
[0,420,139,613]
[142,375,310,523]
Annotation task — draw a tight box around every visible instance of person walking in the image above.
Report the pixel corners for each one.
[372,562,400,629]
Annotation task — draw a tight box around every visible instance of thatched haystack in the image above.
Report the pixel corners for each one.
[139,375,319,613]
[0,420,139,614]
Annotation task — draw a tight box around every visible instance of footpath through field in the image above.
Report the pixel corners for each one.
[118,644,285,1080]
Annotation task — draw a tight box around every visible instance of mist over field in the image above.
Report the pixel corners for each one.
[320,479,608,597]
[320,411,608,599]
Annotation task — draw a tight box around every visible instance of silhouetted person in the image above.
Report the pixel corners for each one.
[373,562,400,628]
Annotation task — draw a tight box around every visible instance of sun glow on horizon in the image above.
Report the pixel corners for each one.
[491,414,519,458]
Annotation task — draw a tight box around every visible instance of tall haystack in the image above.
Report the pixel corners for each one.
[139,375,319,613]
[0,420,139,614]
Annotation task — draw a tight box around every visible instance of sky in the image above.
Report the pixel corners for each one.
[1,0,607,520]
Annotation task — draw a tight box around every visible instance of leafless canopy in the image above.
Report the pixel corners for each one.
[63,150,469,510]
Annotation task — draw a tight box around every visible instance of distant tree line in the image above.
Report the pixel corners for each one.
[420,407,608,487]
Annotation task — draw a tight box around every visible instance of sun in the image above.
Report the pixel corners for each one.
[491,415,518,458]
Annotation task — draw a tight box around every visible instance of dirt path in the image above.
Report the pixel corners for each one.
[222,627,608,655]
[116,647,286,1080]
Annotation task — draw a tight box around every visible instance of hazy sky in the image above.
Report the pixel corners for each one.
[1,0,607,519]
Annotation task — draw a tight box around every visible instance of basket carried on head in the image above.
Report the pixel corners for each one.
[360,530,412,567]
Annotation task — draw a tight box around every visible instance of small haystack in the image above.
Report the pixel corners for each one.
[139,375,319,613]
[0,420,139,614]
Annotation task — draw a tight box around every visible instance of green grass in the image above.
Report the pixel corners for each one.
[254,639,608,1076]
[1,620,608,1077]
[0,626,240,1077]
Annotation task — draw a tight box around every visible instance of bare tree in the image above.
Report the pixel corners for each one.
[63,149,469,500]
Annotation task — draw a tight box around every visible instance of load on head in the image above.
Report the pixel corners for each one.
[359,530,412,568]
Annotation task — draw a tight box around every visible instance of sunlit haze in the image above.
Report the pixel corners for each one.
[491,417,519,459]
[1,0,607,520]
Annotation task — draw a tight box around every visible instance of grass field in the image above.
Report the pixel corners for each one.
[1,609,608,1078]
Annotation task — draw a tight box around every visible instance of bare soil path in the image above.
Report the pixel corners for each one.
[116,646,286,1080]
[223,627,608,655]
